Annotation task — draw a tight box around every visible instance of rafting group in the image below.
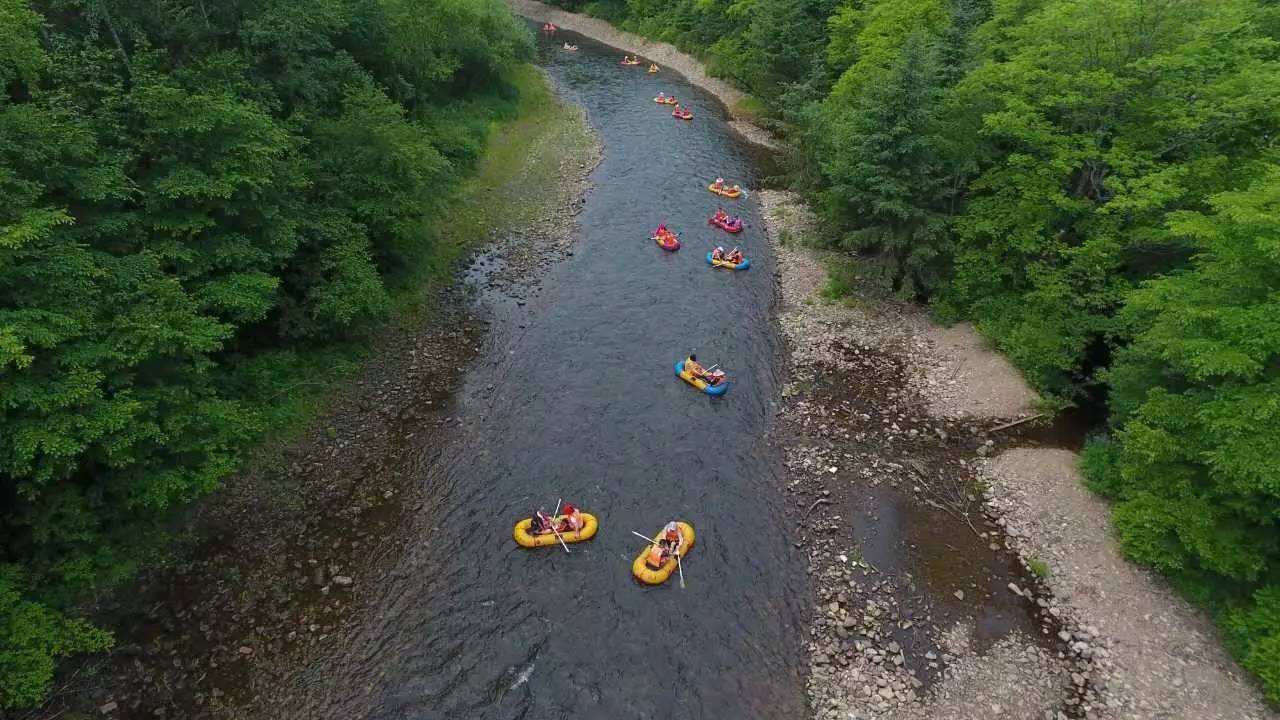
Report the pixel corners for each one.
[508,44,768,587]
[649,183,751,275]
[515,503,693,586]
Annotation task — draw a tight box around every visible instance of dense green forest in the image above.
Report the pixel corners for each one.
[545,0,1280,700]
[0,0,531,708]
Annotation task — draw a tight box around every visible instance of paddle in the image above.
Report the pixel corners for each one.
[546,498,570,554]
[631,530,660,546]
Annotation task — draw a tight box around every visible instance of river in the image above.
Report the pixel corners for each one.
[302,26,809,720]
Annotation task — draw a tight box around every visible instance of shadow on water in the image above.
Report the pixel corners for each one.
[304,24,807,720]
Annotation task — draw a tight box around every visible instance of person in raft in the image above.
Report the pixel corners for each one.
[647,522,685,568]
[657,91,666,100]
[558,503,584,533]
[685,354,726,386]
[529,508,557,535]
[712,177,725,190]
[725,247,743,264]
[649,63,659,72]
[711,245,725,261]
[713,207,731,224]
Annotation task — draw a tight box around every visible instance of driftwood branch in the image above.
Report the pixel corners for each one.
[804,498,831,519]
[988,413,1047,434]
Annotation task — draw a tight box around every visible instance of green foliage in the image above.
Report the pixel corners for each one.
[1228,587,1280,705]
[1095,170,1280,595]
[817,30,952,297]
[0,0,532,707]
[0,566,111,710]
[939,0,1280,397]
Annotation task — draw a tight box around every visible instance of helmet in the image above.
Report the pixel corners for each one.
[561,503,577,515]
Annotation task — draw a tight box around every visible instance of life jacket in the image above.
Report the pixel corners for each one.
[647,544,666,569]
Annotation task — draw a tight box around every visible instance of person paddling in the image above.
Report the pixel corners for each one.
[559,503,584,534]
[685,354,725,386]
[726,247,743,264]
[529,508,556,535]
[647,522,684,568]
[685,353,706,378]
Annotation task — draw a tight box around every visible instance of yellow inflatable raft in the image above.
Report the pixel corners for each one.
[632,522,696,584]
[708,183,742,199]
[513,513,599,548]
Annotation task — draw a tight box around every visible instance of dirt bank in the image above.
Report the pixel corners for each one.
[508,0,781,151]
[762,188,1276,720]
[983,449,1275,720]
[30,69,602,720]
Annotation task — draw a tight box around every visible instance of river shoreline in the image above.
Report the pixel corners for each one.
[763,190,1078,719]
[760,190,1275,720]
[31,69,602,720]
[508,0,781,151]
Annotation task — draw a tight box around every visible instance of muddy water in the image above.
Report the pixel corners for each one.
[304,29,807,720]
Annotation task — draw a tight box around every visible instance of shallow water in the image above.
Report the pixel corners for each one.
[306,28,809,720]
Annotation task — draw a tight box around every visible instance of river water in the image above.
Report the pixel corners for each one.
[306,27,808,720]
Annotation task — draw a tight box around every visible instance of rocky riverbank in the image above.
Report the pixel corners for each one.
[762,189,1275,720]
[982,449,1274,720]
[29,69,601,720]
